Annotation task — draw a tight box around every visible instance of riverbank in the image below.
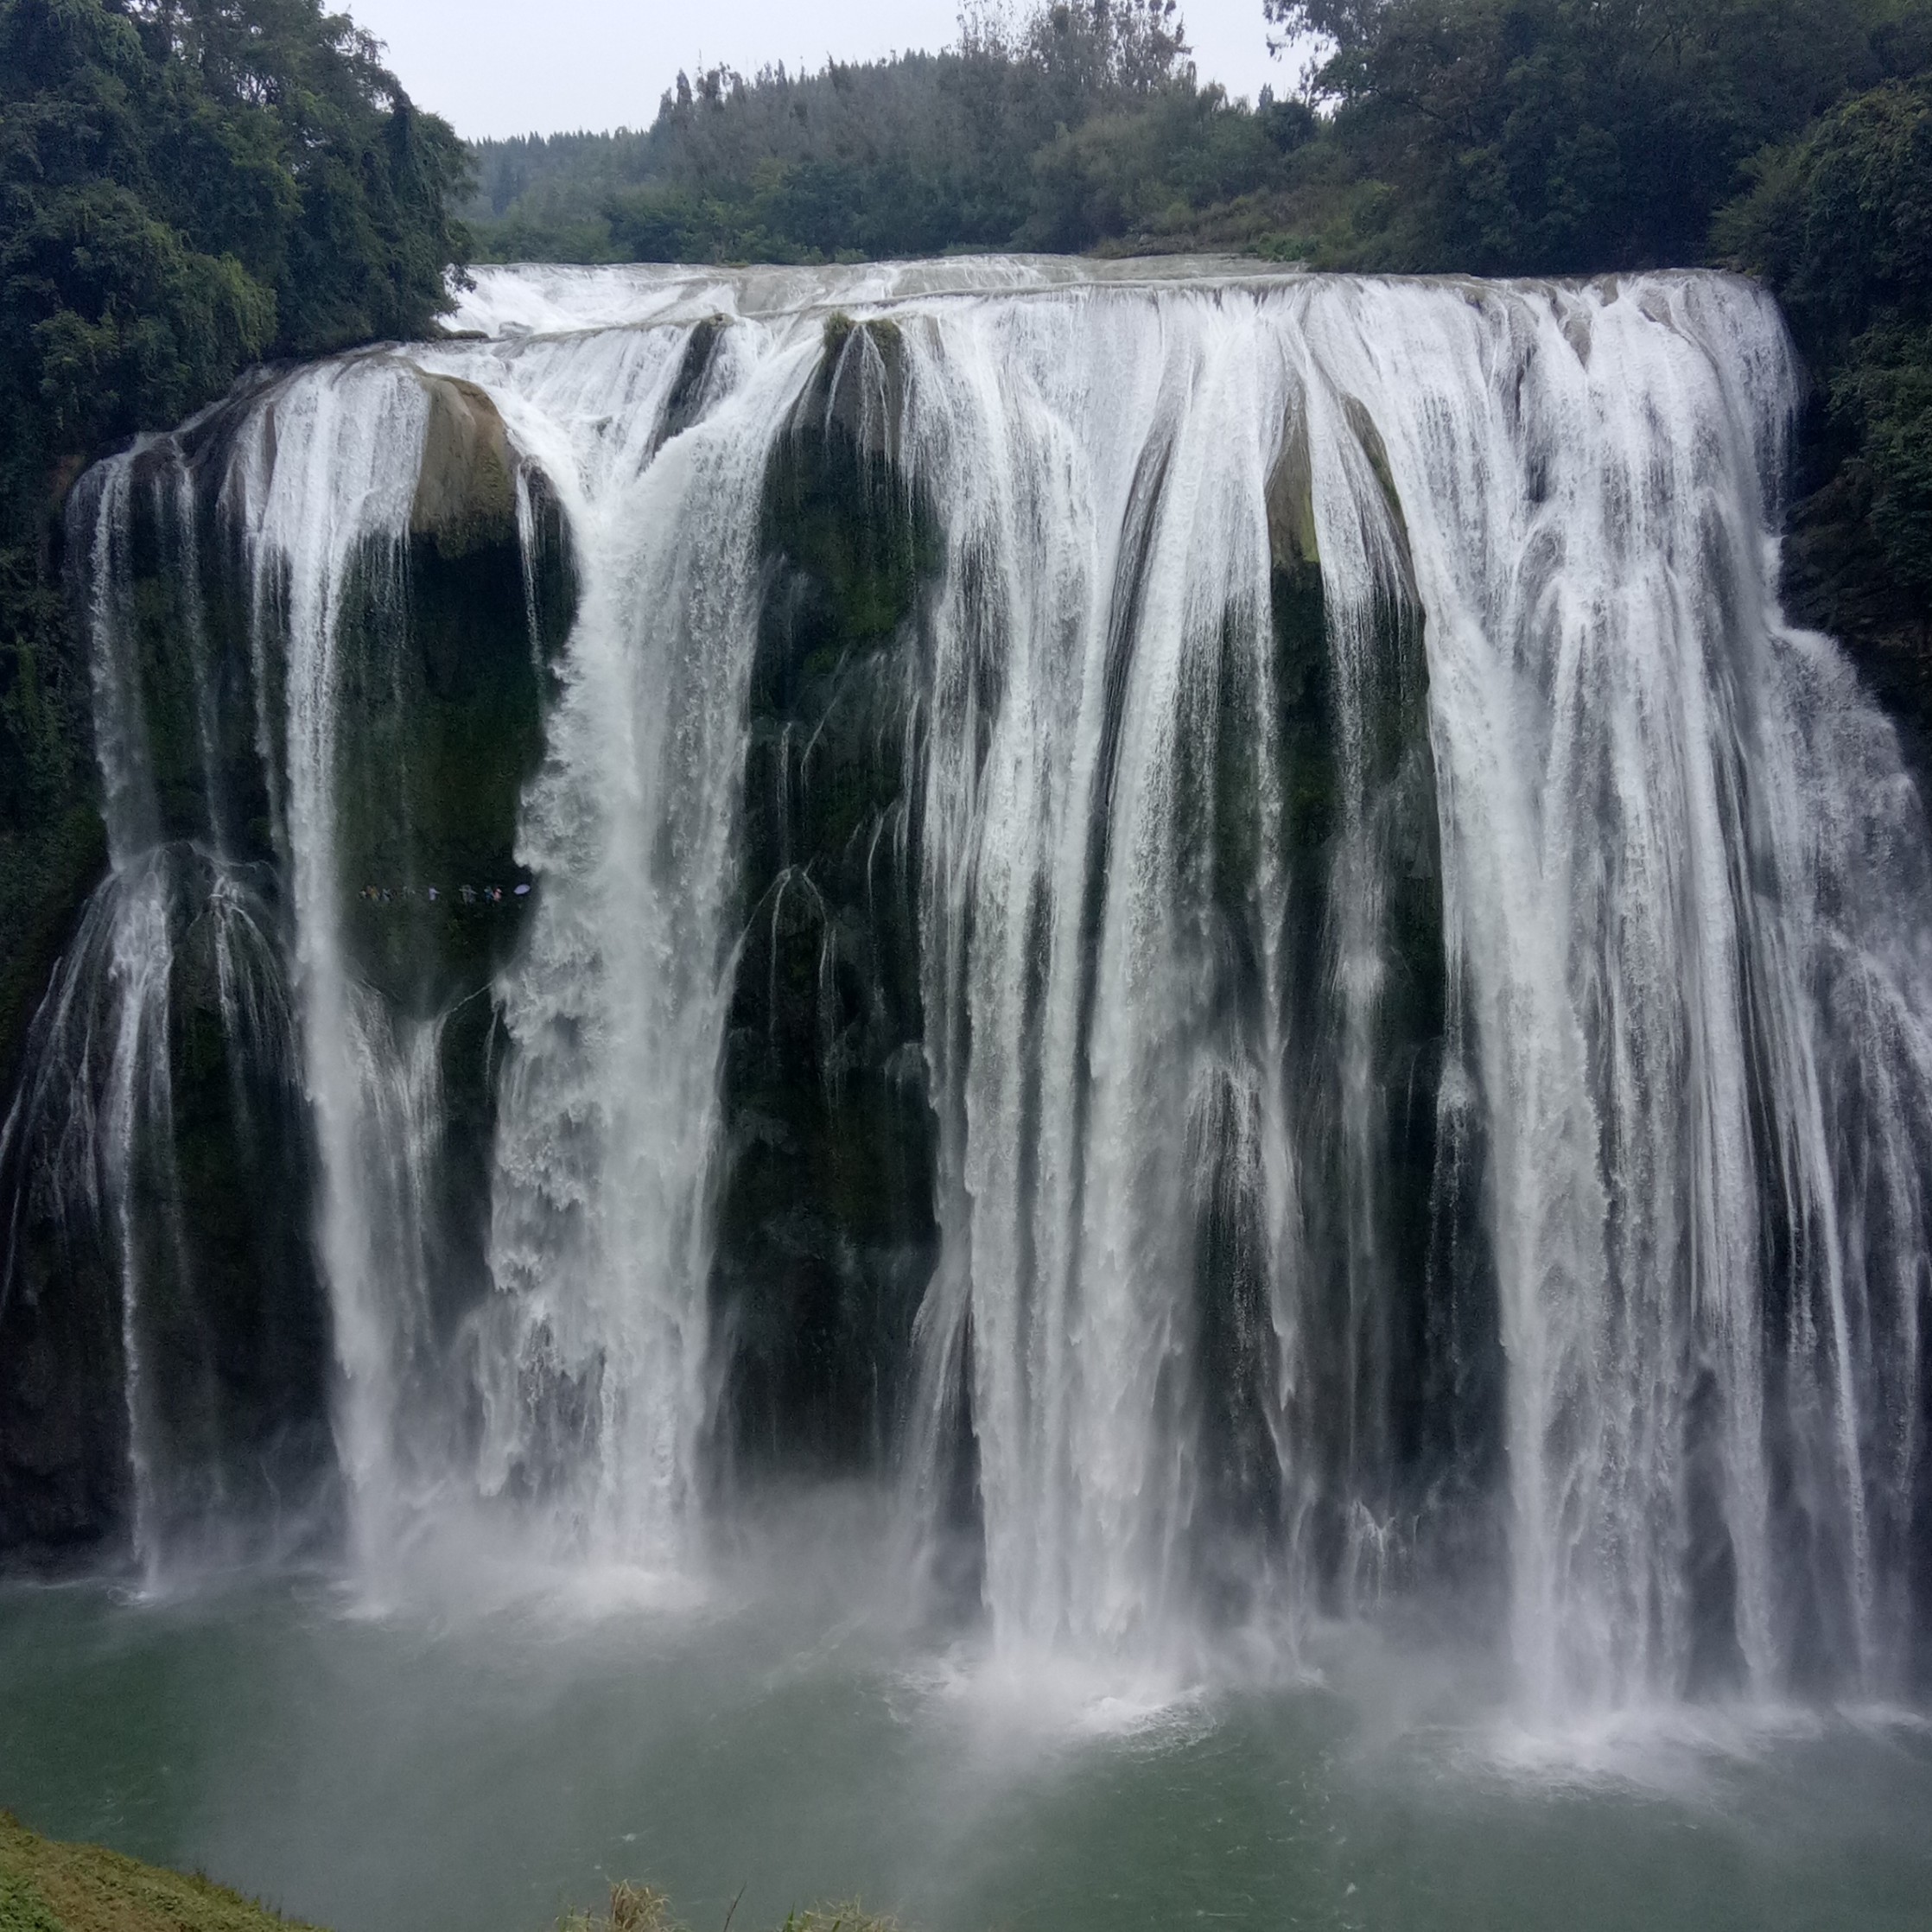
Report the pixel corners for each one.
[0,1813,899,1932]
[0,1811,320,1932]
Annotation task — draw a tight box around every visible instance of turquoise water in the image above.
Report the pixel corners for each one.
[3,1530,1929,1932]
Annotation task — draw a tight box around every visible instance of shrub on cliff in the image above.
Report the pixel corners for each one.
[1719,76,1932,673]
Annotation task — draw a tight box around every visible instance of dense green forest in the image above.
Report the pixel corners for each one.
[464,0,1928,278]
[461,0,1313,261]
[0,0,470,1082]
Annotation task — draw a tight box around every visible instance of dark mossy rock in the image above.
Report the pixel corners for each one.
[0,390,580,1560]
[710,319,943,1482]
[319,417,575,1365]
[0,1214,127,1560]
[410,376,518,562]
[146,859,334,1548]
[333,384,573,1022]
[0,850,336,1566]
[1246,413,1491,1606]
[0,518,106,1115]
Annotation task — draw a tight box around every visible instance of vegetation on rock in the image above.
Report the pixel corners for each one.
[1718,70,1932,739]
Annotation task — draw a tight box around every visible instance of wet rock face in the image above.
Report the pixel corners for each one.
[410,376,518,562]
[0,323,1489,1570]
[709,320,944,1480]
[0,1208,127,1557]
[0,383,578,1567]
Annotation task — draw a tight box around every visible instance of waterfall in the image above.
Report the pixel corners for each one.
[472,321,820,1557]
[1,448,315,1577]
[10,259,1929,1713]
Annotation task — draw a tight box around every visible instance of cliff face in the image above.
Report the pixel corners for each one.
[711,320,943,1481]
[0,368,576,1560]
[0,330,956,1558]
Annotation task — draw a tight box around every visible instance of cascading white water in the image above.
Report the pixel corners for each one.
[459,321,824,1558]
[1,446,308,1578]
[219,359,455,1567]
[25,259,1932,1713]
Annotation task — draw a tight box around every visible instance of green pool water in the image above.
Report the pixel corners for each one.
[3,1536,1928,1932]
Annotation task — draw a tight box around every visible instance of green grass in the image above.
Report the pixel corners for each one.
[0,1813,319,1932]
[560,1885,902,1932]
[0,1816,906,1932]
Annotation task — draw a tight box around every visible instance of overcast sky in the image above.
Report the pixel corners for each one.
[342,0,1289,140]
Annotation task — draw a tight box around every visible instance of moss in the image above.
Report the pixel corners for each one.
[821,311,857,360]
[1271,556,1338,866]
[0,1813,320,1932]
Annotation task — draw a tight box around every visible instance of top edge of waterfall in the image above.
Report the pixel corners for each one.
[443,253,1767,340]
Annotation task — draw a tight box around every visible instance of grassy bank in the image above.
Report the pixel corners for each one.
[0,1812,320,1932]
[0,1816,899,1932]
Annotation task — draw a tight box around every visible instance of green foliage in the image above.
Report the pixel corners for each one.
[1306,0,1903,273]
[467,1,1309,265]
[1717,75,1932,348]
[0,0,472,1092]
[1837,326,1932,598]
[1720,75,1932,620]
[465,0,1929,277]
[2,0,472,512]
[1026,83,1301,249]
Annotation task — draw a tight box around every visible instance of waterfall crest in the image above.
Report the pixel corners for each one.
[6,260,1929,1712]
